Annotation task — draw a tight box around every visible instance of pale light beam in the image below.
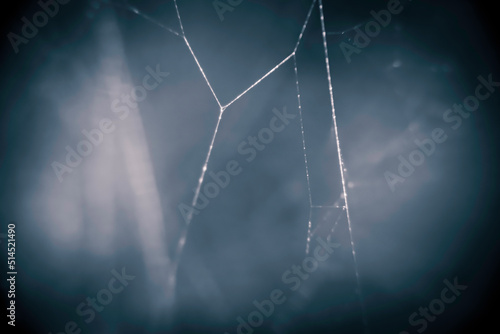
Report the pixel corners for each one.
[97,12,175,309]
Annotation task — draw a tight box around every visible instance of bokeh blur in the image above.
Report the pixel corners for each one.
[1,0,499,333]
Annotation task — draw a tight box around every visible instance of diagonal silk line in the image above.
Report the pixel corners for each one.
[173,0,186,36]
[120,0,315,112]
[183,36,223,108]
[113,2,181,37]
[318,0,369,333]
[224,52,295,109]
[224,0,317,109]
[173,0,222,107]
[310,206,345,238]
[172,108,223,266]
[174,105,223,264]
[186,107,224,228]
[327,206,345,240]
[294,0,318,54]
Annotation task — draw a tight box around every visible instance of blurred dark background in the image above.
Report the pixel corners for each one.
[1,0,499,333]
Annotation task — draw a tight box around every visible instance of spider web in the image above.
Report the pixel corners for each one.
[113,0,368,331]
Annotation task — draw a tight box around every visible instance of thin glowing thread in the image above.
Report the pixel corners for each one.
[187,108,224,227]
[293,0,317,54]
[293,54,314,254]
[310,206,345,239]
[318,0,369,332]
[182,36,223,108]
[115,3,181,37]
[172,0,315,237]
[173,0,186,36]
[224,52,294,109]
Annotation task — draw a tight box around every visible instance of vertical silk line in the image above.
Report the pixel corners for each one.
[293,54,314,254]
[318,0,369,333]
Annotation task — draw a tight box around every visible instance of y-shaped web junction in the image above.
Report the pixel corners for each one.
[114,0,368,332]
